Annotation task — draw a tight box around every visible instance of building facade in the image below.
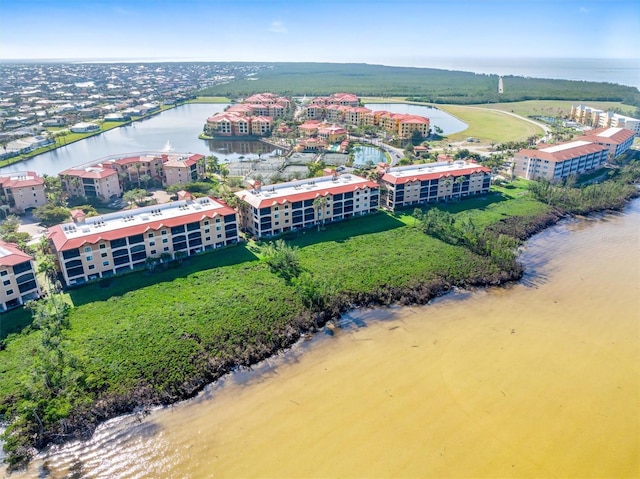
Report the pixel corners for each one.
[60,165,122,202]
[379,161,492,210]
[570,104,640,135]
[235,174,380,238]
[0,171,47,213]
[47,197,238,287]
[513,140,609,181]
[0,240,41,312]
[576,127,635,161]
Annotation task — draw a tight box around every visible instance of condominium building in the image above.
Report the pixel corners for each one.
[379,161,492,210]
[0,171,47,213]
[47,197,238,287]
[0,240,41,311]
[570,104,640,135]
[576,127,635,160]
[162,153,206,186]
[60,164,122,202]
[235,174,379,238]
[204,112,273,137]
[60,152,206,198]
[513,141,609,181]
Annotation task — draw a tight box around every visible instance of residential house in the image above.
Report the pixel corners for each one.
[235,173,379,238]
[70,122,100,133]
[0,240,41,311]
[47,197,238,287]
[379,161,492,209]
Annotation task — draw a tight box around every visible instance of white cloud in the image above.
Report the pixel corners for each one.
[268,21,287,34]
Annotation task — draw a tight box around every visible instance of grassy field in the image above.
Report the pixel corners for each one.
[187,96,232,103]
[469,100,637,118]
[437,105,545,142]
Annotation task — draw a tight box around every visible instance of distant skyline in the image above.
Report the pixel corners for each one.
[1,0,639,64]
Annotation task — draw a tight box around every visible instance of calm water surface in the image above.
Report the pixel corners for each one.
[1,104,465,177]
[5,199,639,478]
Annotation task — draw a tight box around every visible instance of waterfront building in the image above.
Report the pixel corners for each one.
[0,240,41,312]
[0,171,47,213]
[378,161,491,209]
[235,174,379,238]
[60,164,122,202]
[60,152,205,197]
[204,112,273,138]
[513,141,609,181]
[162,153,206,186]
[570,104,640,135]
[576,127,635,161]
[47,196,238,287]
[69,122,100,133]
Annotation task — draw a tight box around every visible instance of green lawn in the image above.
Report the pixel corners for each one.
[471,100,637,118]
[187,96,232,103]
[438,105,544,142]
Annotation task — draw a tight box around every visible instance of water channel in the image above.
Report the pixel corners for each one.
[5,199,639,478]
[0,103,467,177]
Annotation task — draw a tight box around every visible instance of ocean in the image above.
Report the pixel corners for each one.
[382,56,640,89]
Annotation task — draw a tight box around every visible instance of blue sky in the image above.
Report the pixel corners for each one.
[1,0,638,62]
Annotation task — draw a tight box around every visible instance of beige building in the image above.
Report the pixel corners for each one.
[60,165,122,202]
[379,161,492,209]
[235,174,380,238]
[0,171,47,213]
[570,104,640,135]
[513,141,609,181]
[47,197,238,287]
[576,127,636,161]
[162,154,205,187]
[0,240,41,311]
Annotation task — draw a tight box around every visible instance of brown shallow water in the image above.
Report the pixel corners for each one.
[4,201,640,479]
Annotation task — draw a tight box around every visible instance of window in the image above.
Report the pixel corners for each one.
[99,244,106,249]
[161,230,167,235]
[149,241,155,246]
[103,261,109,266]
[84,246,91,253]
[204,228,210,233]
[101,252,108,258]
[0,270,7,277]
[162,238,168,244]
[86,255,93,261]
[150,250,157,255]
[6,289,13,295]
[148,233,154,238]
[163,247,169,252]
[88,265,95,270]
[3,279,10,286]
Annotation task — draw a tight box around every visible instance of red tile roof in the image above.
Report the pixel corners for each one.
[236,180,379,209]
[0,171,44,189]
[60,166,118,179]
[517,141,609,162]
[0,240,34,267]
[577,127,635,145]
[381,165,490,185]
[48,200,236,252]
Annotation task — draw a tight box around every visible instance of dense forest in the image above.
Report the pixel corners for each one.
[198,62,640,107]
[199,63,640,107]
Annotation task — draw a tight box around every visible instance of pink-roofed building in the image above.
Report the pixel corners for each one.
[235,174,379,238]
[513,140,609,181]
[163,153,205,187]
[47,197,238,287]
[60,164,122,202]
[576,127,635,161]
[0,240,41,311]
[0,171,47,213]
[204,112,271,137]
[379,160,492,209]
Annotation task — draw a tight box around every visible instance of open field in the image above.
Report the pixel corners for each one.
[437,105,545,142]
[187,96,232,103]
[469,100,637,118]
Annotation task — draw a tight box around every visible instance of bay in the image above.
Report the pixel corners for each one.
[6,199,639,479]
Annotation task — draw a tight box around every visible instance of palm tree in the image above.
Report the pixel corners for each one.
[454,176,466,201]
[313,196,329,231]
